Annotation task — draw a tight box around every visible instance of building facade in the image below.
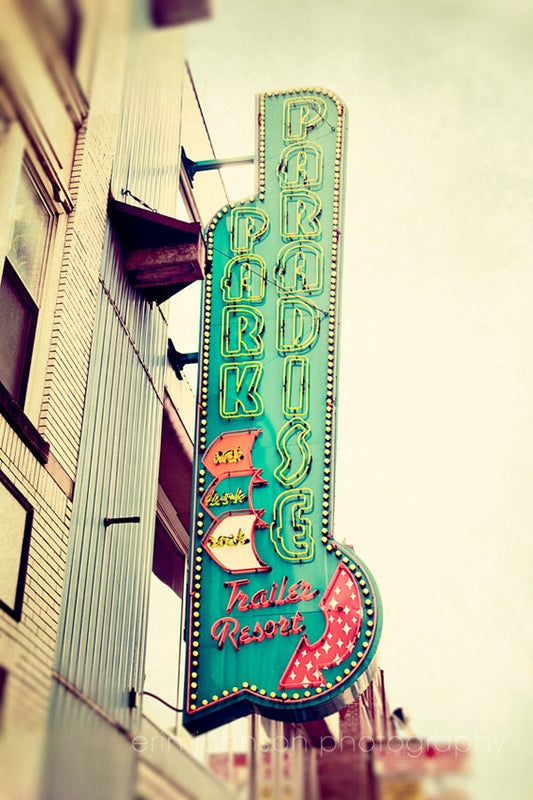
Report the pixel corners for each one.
[0,1,244,798]
[0,4,385,799]
[1,1,108,796]
[317,669,396,800]
[317,672,470,800]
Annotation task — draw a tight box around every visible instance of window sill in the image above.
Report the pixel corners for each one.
[0,382,49,465]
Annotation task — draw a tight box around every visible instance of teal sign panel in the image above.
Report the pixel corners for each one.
[183,88,382,734]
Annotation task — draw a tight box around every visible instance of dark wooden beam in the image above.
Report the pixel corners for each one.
[151,0,211,26]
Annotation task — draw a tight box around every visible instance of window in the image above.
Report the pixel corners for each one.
[0,472,33,621]
[144,517,185,732]
[40,0,81,66]
[0,262,38,407]
[0,158,54,408]
[0,665,7,731]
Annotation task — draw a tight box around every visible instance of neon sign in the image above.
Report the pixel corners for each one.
[183,88,382,734]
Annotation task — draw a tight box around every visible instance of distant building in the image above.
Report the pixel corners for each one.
[205,716,325,800]
[317,670,469,800]
[317,669,395,800]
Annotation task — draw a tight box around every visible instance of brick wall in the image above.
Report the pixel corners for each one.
[319,671,395,800]
[0,416,70,798]
[0,3,131,798]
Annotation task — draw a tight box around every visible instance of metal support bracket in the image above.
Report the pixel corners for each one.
[168,338,199,380]
[104,516,141,528]
[182,147,254,185]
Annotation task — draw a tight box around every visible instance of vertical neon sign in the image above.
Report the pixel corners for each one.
[183,88,382,734]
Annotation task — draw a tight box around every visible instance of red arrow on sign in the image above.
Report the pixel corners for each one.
[278,563,363,689]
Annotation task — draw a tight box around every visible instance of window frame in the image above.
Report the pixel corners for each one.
[0,471,33,622]
[0,126,58,422]
[5,155,56,302]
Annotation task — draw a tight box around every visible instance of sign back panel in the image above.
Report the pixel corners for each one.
[183,88,382,734]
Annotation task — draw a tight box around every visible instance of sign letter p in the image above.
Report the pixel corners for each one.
[230,207,270,253]
[283,97,328,142]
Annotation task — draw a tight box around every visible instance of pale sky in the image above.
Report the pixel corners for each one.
[181,2,532,798]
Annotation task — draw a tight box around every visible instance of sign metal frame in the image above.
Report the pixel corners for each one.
[183,87,382,735]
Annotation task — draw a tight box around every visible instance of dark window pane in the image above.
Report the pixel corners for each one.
[0,261,37,406]
[0,665,6,733]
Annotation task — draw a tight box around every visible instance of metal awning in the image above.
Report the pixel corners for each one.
[109,197,206,303]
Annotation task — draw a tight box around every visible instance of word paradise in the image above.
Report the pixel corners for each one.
[183,88,382,735]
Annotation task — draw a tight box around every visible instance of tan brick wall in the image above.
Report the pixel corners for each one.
[0,3,131,798]
[0,416,70,799]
